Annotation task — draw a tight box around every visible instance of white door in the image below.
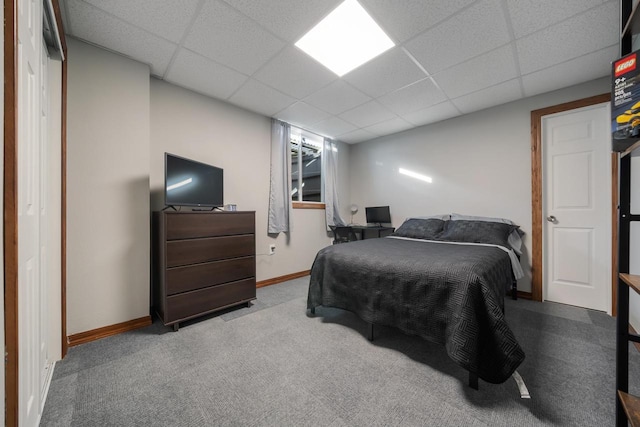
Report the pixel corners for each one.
[543,103,611,312]
[17,0,44,424]
[39,38,53,409]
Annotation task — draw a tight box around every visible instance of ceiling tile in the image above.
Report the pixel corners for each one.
[522,45,617,97]
[228,79,296,117]
[221,0,342,42]
[184,0,285,75]
[275,102,331,128]
[364,117,413,137]
[66,0,177,76]
[405,0,511,74]
[452,79,522,114]
[377,78,447,115]
[401,101,460,127]
[82,0,199,43]
[343,48,427,98]
[516,1,618,74]
[339,101,397,128]
[307,117,357,139]
[61,0,619,144]
[360,0,475,42]
[304,81,372,115]
[253,47,337,99]
[338,129,377,144]
[506,0,603,39]
[165,49,248,100]
[433,45,518,99]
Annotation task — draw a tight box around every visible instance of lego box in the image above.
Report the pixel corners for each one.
[612,50,640,151]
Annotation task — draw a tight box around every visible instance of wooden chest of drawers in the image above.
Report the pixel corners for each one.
[153,211,256,330]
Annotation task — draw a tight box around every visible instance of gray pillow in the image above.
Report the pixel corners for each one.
[451,213,523,254]
[438,220,517,247]
[392,218,445,240]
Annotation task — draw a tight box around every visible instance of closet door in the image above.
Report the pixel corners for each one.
[17,0,46,424]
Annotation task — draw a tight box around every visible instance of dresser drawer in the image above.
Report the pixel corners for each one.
[165,212,254,240]
[166,278,256,322]
[166,256,255,295]
[166,234,254,267]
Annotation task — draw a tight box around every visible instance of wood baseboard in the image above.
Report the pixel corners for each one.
[516,291,532,300]
[67,271,311,346]
[68,316,152,347]
[257,270,310,288]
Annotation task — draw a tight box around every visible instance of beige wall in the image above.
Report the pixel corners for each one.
[348,77,611,293]
[150,79,340,281]
[65,39,350,334]
[66,39,150,335]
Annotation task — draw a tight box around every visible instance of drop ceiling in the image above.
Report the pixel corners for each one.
[59,0,619,144]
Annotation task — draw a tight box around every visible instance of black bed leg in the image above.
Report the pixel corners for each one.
[310,307,315,315]
[469,372,479,390]
[512,280,518,300]
[367,323,374,341]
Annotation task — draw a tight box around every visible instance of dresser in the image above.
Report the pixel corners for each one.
[153,211,256,331]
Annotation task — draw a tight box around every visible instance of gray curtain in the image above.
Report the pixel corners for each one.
[323,138,346,229]
[268,119,292,234]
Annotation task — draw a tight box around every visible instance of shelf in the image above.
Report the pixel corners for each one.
[621,273,640,295]
[619,138,640,157]
[619,391,640,427]
[617,138,640,156]
[615,3,639,426]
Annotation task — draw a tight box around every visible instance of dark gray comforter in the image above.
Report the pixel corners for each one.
[307,237,525,384]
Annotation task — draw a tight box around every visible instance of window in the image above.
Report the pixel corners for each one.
[291,128,323,205]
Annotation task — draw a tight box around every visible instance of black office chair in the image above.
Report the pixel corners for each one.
[329,225,358,244]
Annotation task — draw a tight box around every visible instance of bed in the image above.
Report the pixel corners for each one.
[307,215,526,387]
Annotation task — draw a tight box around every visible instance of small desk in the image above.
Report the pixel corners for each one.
[351,225,395,240]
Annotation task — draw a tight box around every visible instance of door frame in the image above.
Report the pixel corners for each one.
[3,0,67,424]
[530,93,616,313]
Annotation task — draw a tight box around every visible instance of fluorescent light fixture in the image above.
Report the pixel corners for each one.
[295,0,395,76]
[167,177,192,191]
[399,168,432,183]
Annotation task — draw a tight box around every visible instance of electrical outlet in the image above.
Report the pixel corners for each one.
[269,244,276,255]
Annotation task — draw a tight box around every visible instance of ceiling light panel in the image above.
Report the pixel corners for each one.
[295,0,395,76]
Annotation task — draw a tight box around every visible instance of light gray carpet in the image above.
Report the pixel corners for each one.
[41,277,640,426]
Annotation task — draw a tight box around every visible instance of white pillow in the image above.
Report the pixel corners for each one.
[451,213,514,224]
[409,214,451,221]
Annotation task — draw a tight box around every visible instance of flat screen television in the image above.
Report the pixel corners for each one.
[365,206,391,225]
[164,153,223,208]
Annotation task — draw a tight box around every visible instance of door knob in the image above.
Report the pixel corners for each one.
[546,215,557,223]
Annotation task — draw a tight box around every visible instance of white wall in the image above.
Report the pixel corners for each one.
[348,77,610,293]
[150,79,342,281]
[66,39,150,335]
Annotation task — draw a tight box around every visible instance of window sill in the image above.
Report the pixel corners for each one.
[293,202,325,210]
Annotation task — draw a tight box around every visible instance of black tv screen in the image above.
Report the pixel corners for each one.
[164,153,223,207]
[365,206,391,225]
